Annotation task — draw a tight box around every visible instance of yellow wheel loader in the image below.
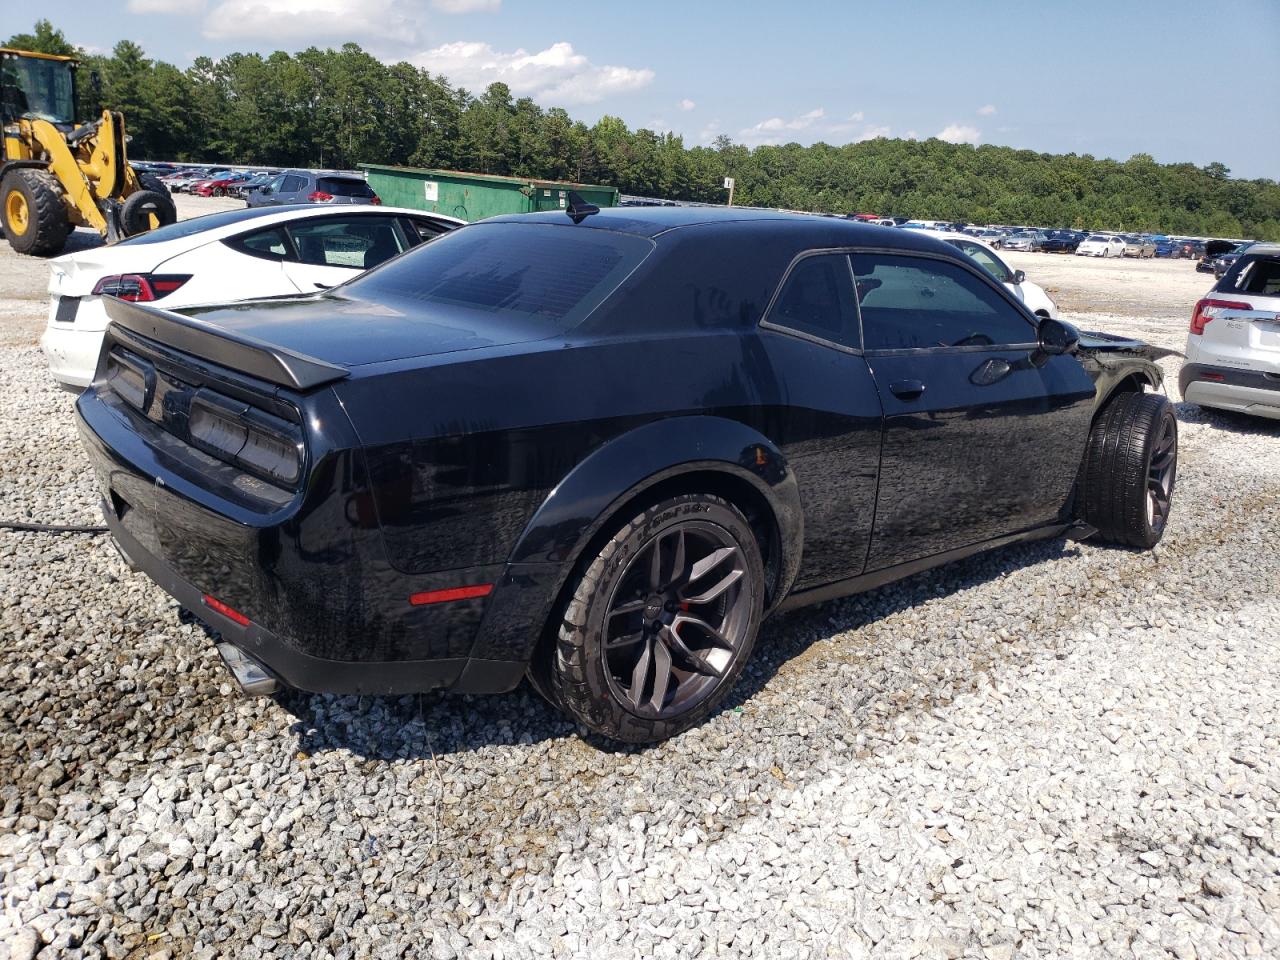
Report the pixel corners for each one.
[1,47,176,257]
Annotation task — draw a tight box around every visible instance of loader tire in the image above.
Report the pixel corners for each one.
[138,174,178,224]
[2,169,71,257]
[120,189,177,238]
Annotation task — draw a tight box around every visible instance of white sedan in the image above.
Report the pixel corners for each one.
[930,231,1059,318]
[1076,235,1126,258]
[41,205,462,389]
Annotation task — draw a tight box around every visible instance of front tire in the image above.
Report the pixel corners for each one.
[549,494,765,743]
[1078,392,1177,549]
[1,169,70,256]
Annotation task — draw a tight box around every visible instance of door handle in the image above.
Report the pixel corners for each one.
[888,379,926,400]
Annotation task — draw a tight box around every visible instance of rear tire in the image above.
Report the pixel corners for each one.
[138,173,178,222]
[1078,392,1177,549]
[549,494,765,744]
[1,168,70,256]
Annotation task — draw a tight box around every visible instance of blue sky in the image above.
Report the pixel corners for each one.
[10,0,1279,179]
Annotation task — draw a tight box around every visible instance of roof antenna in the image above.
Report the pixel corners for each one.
[565,191,599,224]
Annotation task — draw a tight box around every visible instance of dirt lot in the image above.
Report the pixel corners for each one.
[1,203,1278,959]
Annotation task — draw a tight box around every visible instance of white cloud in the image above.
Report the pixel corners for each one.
[129,0,204,11]
[431,0,499,10]
[936,123,981,144]
[824,110,866,134]
[698,120,722,144]
[977,103,997,116]
[414,40,653,104]
[856,124,891,141]
[740,107,825,142]
[203,0,416,42]
[904,130,918,140]
[677,98,696,112]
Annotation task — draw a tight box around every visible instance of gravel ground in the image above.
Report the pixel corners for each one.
[2,206,1279,959]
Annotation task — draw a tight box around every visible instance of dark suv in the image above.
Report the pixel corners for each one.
[76,208,1178,744]
[246,169,380,207]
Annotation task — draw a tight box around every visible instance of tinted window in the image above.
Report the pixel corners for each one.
[318,177,375,198]
[341,222,653,329]
[282,175,307,193]
[232,227,292,260]
[116,206,290,246]
[288,216,407,269]
[1220,255,1280,296]
[407,217,453,242]
[852,253,1035,350]
[766,254,860,348]
[948,240,1012,284]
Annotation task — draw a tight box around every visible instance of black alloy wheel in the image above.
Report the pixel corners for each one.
[548,493,765,743]
[601,522,751,719]
[1145,410,1177,535]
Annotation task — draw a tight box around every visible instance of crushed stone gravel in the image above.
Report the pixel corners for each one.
[1,215,1278,959]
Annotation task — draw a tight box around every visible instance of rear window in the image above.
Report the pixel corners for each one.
[339,222,653,329]
[1218,255,1280,296]
[115,206,289,245]
[318,177,375,198]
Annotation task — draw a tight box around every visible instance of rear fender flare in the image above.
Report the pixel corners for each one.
[508,415,804,604]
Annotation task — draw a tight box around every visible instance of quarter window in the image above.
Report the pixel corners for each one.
[852,253,1035,350]
[232,227,292,261]
[766,254,860,349]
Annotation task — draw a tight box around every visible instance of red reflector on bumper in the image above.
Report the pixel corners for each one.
[1202,372,1226,382]
[202,594,251,627]
[409,584,493,606]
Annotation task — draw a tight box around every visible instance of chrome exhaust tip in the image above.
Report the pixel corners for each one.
[215,642,280,697]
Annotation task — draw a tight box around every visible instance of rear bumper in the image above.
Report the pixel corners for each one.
[40,323,102,390]
[76,387,546,696]
[1180,362,1280,420]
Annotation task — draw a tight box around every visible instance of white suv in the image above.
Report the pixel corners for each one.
[1180,243,1280,419]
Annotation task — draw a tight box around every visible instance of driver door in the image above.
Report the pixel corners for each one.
[854,251,1095,571]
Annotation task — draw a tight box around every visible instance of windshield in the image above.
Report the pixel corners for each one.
[1,54,76,124]
[339,222,654,331]
[318,177,375,197]
[1087,235,1110,242]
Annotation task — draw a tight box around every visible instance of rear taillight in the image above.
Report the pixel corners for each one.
[308,191,334,202]
[1190,298,1251,335]
[93,274,191,302]
[370,195,381,205]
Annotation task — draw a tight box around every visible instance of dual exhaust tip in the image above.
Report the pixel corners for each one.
[215,642,279,697]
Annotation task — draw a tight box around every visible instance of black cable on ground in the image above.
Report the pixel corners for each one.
[1,521,108,534]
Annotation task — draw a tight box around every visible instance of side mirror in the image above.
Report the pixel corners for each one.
[1036,317,1079,357]
[1012,269,1026,284]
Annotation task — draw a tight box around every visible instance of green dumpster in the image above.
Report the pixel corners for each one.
[360,164,619,222]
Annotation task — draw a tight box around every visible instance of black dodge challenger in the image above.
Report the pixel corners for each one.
[77,207,1178,743]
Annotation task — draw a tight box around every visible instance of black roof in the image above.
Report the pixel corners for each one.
[484,206,959,255]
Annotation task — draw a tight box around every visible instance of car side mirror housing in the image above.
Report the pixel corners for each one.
[1012,269,1026,284]
[1036,317,1079,357]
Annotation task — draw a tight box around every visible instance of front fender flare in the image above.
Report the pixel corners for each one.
[508,415,804,604]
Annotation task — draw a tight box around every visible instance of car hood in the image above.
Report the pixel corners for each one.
[1077,331,1181,363]
[179,293,550,368]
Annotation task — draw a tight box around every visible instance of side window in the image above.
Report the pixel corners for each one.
[766,253,860,349]
[852,253,1035,350]
[286,216,408,269]
[230,226,293,261]
[950,240,1011,284]
[281,175,306,193]
[265,175,286,193]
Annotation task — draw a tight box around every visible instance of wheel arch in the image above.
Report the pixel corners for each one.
[508,415,804,613]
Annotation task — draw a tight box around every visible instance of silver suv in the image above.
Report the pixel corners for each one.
[1181,243,1280,419]
[245,170,380,208]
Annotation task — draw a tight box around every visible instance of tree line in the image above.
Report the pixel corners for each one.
[8,19,1279,239]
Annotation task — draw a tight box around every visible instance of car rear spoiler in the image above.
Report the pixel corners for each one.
[103,296,350,391]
